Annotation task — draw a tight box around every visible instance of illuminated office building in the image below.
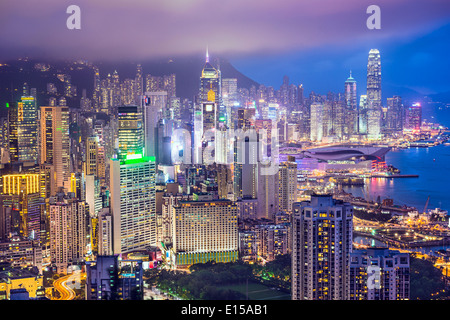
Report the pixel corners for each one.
[278,158,297,213]
[110,111,156,255]
[310,103,323,141]
[169,199,238,266]
[292,194,353,300]
[85,255,144,300]
[0,237,42,269]
[8,96,38,164]
[1,172,41,242]
[85,136,99,176]
[199,48,221,106]
[386,96,403,132]
[222,78,238,129]
[344,72,358,135]
[49,196,87,273]
[110,156,156,255]
[233,129,258,200]
[367,49,382,139]
[97,208,113,256]
[40,103,71,193]
[255,224,289,262]
[140,92,167,159]
[256,163,279,220]
[222,78,238,108]
[117,105,144,161]
[405,103,422,131]
[358,95,368,134]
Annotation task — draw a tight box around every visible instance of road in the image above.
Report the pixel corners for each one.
[53,272,85,300]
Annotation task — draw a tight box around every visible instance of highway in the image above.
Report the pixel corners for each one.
[53,272,86,300]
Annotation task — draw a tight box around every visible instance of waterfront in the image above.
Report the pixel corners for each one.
[344,143,450,212]
[344,105,450,212]
[354,235,450,257]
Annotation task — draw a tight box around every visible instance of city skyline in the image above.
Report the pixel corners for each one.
[1,0,450,305]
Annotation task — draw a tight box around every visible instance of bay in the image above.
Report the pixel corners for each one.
[344,105,450,212]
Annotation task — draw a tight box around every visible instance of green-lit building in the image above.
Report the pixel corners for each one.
[110,105,156,254]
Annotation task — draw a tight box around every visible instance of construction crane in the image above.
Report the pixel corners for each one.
[423,195,430,214]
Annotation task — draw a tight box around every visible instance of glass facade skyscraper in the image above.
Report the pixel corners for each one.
[118,105,144,161]
[367,49,382,139]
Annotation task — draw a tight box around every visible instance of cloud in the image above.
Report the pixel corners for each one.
[0,0,449,61]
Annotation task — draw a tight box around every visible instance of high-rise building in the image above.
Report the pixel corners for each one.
[349,247,410,300]
[1,172,41,241]
[135,64,143,102]
[169,199,238,266]
[85,136,99,176]
[310,103,323,141]
[292,194,353,300]
[8,96,38,164]
[111,109,156,255]
[358,95,368,134]
[199,48,221,106]
[49,195,87,273]
[222,78,238,125]
[278,158,297,213]
[110,155,156,255]
[117,105,144,161]
[344,72,358,135]
[256,163,279,220]
[255,224,289,262]
[85,255,144,300]
[386,96,403,132]
[40,103,71,193]
[233,130,258,200]
[141,92,167,159]
[405,103,422,131]
[367,49,382,139]
[98,208,113,256]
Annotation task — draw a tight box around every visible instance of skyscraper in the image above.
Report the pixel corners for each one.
[344,72,358,136]
[110,156,156,255]
[85,136,99,176]
[405,103,422,131]
[49,196,87,273]
[141,93,167,159]
[110,110,156,254]
[367,49,382,139]
[386,96,403,132]
[117,105,144,161]
[278,158,297,213]
[292,194,353,300]
[310,103,323,141]
[8,96,38,164]
[358,95,368,134]
[40,103,71,193]
[1,172,41,241]
[199,48,221,106]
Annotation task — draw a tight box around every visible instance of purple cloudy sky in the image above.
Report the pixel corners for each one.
[1,0,450,94]
[0,0,448,60]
